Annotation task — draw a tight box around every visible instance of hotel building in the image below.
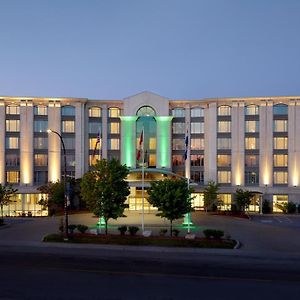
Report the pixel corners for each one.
[1,91,299,216]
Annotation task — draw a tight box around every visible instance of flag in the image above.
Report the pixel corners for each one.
[136,129,144,161]
[92,129,101,158]
[184,129,188,160]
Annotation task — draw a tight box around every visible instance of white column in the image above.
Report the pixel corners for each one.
[102,105,108,159]
[259,101,273,186]
[231,102,245,186]
[204,102,217,183]
[288,100,300,186]
[185,105,191,178]
[75,102,85,179]
[48,102,61,182]
[20,101,33,185]
[0,100,5,184]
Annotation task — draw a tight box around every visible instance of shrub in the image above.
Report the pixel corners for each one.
[68,224,77,234]
[58,218,64,233]
[159,229,168,236]
[77,224,89,234]
[262,199,271,214]
[118,225,127,235]
[203,229,224,239]
[128,226,139,236]
[172,229,180,237]
[298,204,300,214]
[287,202,297,214]
[0,219,4,226]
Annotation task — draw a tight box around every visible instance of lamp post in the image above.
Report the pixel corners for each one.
[47,129,69,240]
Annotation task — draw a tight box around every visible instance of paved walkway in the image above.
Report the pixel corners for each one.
[1,211,300,256]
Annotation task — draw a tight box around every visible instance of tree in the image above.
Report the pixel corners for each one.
[80,158,130,234]
[148,178,193,237]
[0,184,18,220]
[203,181,219,212]
[235,188,254,212]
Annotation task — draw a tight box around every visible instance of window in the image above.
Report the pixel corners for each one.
[274,171,288,184]
[89,154,100,166]
[34,154,48,166]
[219,194,232,210]
[6,105,20,115]
[5,154,19,166]
[172,139,185,150]
[172,122,185,134]
[191,107,204,117]
[109,122,120,134]
[218,171,231,183]
[34,120,48,132]
[218,121,231,133]
[108,138,120,150]
[34,137,48,149]
[245,155,259,167]
[6,137,19,149]
[172,155,184,166]
[245,105,259,115]
[273,195,288,212]
[34,171,48,184]
[61,105,75,116]
[191,171,204,183]
[89,107,101,117]
[6,171,19,184]
[6,120,20,132]
[63,137,75,150]
[245,171,258,185]
[191,155,204,166]
[62,120,75,133]
[274,137,288,149]
[191,138,204,150]
[65,155,76,167]
[109,107,120,118]
[273,104,288,115]
[217,155,231,167]
[245,120,259,133]
[218,105,231,116]
[89,122,101,134]
[245,137,258,150]
[274,120,288,132]
[34,106,47,115]
[191,122,204,134]
[89,138,101,150]
[137,106,156,116]
[217,138,231,149]
[172,108,185,117]
[274,154,288,167]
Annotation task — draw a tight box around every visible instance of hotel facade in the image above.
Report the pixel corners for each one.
[1,91,299,216]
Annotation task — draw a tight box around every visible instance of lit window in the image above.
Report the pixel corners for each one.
[89,138,101,150]
[218,106,231,116]
[89,154,100,166]
[34,154,48,166]
[6,137,19,149]
[191,171,204,183]
[245,137,258,150]
[137,106,156,116]
[218,121,231,133]
[217,155,231,167]
[6,171,19,184]
[217,138,231,149]
[274,120,288,132]
[172,108,185,117]
[191,122,204,134]
[191,155,204,166]
[218,171,231,183]
[191,138,204,150]
[62,121,75,133]
[61,105,75,116]
[245,105,259,115]
[6,105,20,115]
[273,104,288,115]
[273,154,288,167]
[191,107,204,117]
[219,194,232,210]
[5,154,19,166]
[34,137,48,149]
[6,120,20,132]
[245,155,258,167]
[172,155,184,166]
[172,122,185,134]
[108,138,119,150]
[109,108,120,118]
[149,138,156,150]
[273,195,288,212]
[172,139,185,150]
[34,106,47,115]
[109,122,120,134]
[245,120,259,133]
[274,172,288,184]
[274,137,288,149]
[89,107,101,117]
[245,171,258,185]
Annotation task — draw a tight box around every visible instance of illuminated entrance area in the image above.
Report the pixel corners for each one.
[273,195,288,212]
[126,187,157,212]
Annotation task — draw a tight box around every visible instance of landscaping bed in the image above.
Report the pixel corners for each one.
[210,211,250,219]
[43,233,237,249]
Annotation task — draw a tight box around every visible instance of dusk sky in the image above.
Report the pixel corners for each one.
[0,0,299,100]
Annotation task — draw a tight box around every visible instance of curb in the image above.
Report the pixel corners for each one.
[0,224,11,230]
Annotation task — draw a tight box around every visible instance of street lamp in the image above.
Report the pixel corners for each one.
[47,129,69,240]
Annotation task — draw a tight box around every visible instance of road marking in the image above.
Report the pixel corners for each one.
[260,220,272,223]
[274,217,283,223]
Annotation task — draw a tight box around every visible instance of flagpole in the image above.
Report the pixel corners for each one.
[141,126,145,233]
